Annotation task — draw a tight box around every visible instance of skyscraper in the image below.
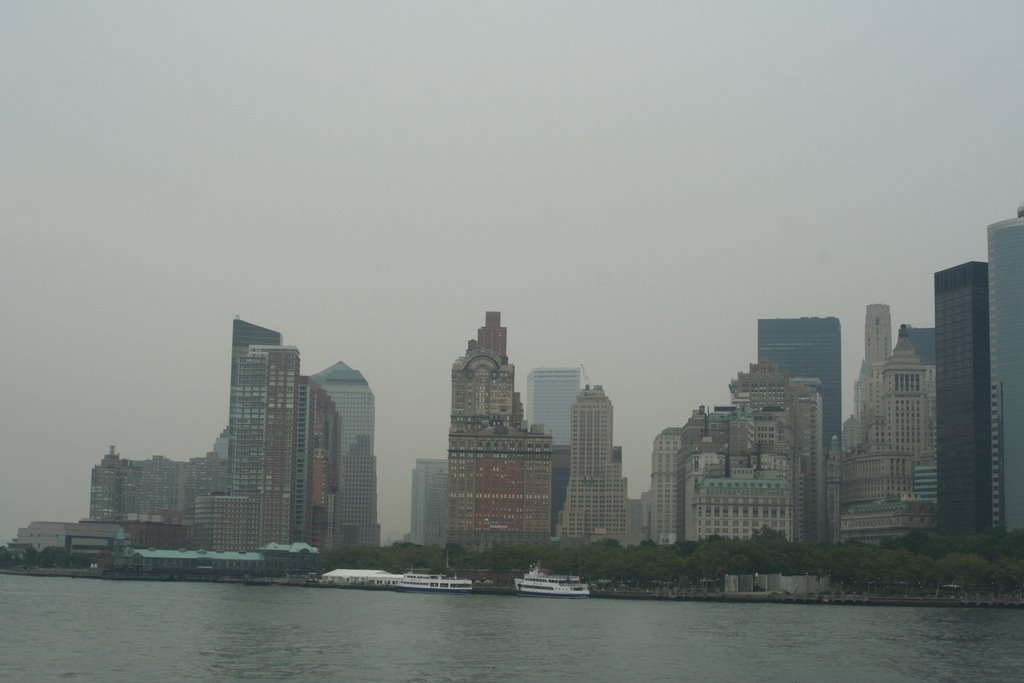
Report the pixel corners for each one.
[757,317,842,449]
[447,312,552,551]
[854,305,892,422]
[559,385,628,543]
[989,205,1024,529]
[649,427,686,544]
[311,361,379,546]
[526,367,581,447]
[410,459,448,546]
[227,318,282,487]
[839,327,936,543]
[231,345,301,546]
[296,377,341,549]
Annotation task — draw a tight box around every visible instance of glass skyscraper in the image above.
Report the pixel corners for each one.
[526,367,581,446]
[409,458,448,546]
[757,317,842,451]
[934,261,990,534]
[989,206,1024,530]
[311,361,380,546]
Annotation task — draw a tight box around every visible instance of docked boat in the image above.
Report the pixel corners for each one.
[514,563,590,598]
[398,572,473,594]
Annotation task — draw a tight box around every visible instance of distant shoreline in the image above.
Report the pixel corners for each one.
[4,569,1022,609]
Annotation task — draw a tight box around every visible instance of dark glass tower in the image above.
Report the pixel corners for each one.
[934,262,990,534]
[757,317,842,450]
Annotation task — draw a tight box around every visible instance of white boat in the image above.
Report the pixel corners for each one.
[514,563,590,598]
[398,572,473,594]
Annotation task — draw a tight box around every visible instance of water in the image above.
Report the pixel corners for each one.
[1,574,1021,682]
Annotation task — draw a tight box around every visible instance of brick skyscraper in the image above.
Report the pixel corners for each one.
[447,312,552,551]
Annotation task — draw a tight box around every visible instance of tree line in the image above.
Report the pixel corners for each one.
[0,546,92,569]
[320,528,1024,596]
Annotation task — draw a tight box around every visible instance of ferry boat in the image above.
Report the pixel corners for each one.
[514,563,590,598]
[398,572,473,594]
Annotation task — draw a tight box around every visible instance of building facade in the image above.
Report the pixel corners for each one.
[230,344,301,547]
[839,327,936,543]
[757,316,842,450]
[13,520,124,555]
[526,367,581,447]
[935,261,991,534]
[409,459,448,546]
[296,378,341,549]
[988,206,1024,530]
[89,446,141,522]
[311,361,380,546]
[447,313,553,551]
[649,428,685,544]
[559,385,628,543]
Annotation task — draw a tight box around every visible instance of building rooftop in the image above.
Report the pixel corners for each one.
[127,548,264,561]
[261,542,319,554]
[311,361,368,386]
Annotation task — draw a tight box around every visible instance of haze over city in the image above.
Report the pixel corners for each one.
[2,3,1022,542]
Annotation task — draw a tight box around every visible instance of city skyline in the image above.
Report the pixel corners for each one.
[2,4,1022,542]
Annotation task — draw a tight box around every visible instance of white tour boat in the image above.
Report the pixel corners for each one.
[514,563,590,598]
[398,572,473,594]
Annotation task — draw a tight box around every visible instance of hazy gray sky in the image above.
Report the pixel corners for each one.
[2,2,1022,542]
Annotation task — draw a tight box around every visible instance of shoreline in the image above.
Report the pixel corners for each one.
[3,569,1022,608]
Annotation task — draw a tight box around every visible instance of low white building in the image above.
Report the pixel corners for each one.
[321,568,403,586]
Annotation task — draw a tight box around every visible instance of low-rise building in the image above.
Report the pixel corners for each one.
[13,520,123,554]
[115,542,319,578]
[839,498,938,544]
[321,568,403,586]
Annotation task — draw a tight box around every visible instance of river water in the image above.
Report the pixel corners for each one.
[1,574,1021,682]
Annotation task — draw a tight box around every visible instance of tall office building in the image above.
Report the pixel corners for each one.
[839,327,936,543]
[905,326,937,451]
[559,385,628,543]
[649,428,686,544]
[311,361,380,546]
[296,377,341,549]
[231,345,301,547]
[854,305,892,422]
[229,318,283,399]
[989,205,1024,529]
[410,459,448,546]
[447,312,552,551]
[527,367,581,446]
[757,317,842,450]
[227,319,282,485]
[549,445,571,536]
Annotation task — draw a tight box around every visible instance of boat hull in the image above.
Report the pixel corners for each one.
[515,590,590,598]
[399,586,472,595]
